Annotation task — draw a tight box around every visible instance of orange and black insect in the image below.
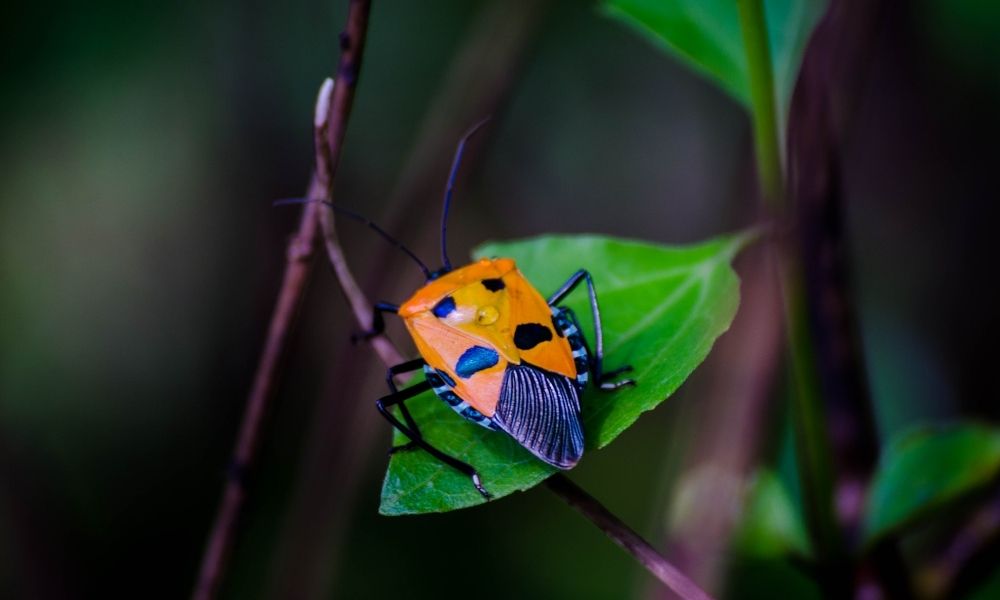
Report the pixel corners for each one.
[341,121,635,499]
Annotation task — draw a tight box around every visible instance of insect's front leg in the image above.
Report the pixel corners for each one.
[376,382,492,499]
[548,269,635,390]
[351,301,399,343]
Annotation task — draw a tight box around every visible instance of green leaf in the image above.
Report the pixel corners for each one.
[380,232,754,515]
[601,0,826,116]
[863,423,1000,545]
[734,470,812,559]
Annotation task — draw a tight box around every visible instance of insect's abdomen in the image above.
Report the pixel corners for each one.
[551,306,590,391]
[424,365,501,431]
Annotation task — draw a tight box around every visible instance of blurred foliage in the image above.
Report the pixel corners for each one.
[382,232,751,514]
[602,0,825,120]
[734,469,811,559]
[918,0,1000,91]
[863,423,1000,545]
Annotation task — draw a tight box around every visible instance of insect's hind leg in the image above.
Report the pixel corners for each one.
[352,301,399,343]
[376,380,492,499]
[548,270,635,391]
[384,358,426,454]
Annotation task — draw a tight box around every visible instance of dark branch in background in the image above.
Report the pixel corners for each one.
[788,0,882,538]
[786,0,911,597]
[190,2,373,599]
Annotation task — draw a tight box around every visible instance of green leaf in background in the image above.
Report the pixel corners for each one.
[602,0,826,118]
[863,423,1000,545]
[380,232,754,515]
[734,469,812,559]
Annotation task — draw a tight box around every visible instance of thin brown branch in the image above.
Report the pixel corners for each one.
[190,3,373,599]
[547,475,714,600]
[313,77,404,367]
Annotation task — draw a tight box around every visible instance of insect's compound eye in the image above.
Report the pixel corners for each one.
[476,305,499,326]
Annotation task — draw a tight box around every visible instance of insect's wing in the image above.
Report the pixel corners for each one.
[492,363,584,469]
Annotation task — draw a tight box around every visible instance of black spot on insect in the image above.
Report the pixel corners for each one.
[514,323,553,350]
[575,356,589,372]
[436,369,457,387]
[568,335,584,351]
[442,392,461,407]
[455,346,500,378]
[432,296,456,318]
[425,372,444,387]
[481,278,505,292]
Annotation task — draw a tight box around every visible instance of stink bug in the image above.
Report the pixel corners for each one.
[349,120,635,499]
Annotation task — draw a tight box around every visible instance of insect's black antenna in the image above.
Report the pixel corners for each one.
[273,198,432,279]
[440,117,491,273]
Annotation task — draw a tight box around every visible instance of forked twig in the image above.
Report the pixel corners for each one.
[191,2,373,599]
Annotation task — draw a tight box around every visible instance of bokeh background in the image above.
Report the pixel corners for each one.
[2,0,999,598]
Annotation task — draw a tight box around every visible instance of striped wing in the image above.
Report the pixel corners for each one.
[492,363,584,469]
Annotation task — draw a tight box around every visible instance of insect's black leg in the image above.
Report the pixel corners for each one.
[351,301,399,343]
[377,383,492,499]
[384,358,426,454]
[564,307,633,385]
[548,270,635,391]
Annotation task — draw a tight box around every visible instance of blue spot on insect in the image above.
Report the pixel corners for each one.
[455,345,499,378]
[432,296,456,318]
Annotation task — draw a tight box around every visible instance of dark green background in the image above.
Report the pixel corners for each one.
[2,0,998,598]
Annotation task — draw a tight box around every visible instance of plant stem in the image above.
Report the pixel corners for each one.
[190,3,373,599]
[737,0,842,572]
[546,475,714,600]
[737,0,783,208]
[778,252,840,561]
